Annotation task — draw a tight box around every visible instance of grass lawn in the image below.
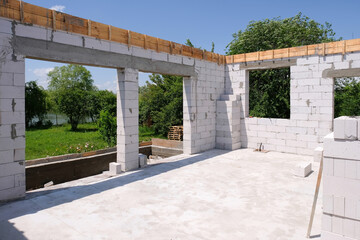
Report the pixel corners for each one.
[26,123,165,160]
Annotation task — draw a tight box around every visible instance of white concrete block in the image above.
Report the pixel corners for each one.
[0,185,25,201]
[314,147,323,163]
[138,154,147,168]
[0,86,24,99]
[334,159,345,178]
[334,196,345,216]
[324,157,334,176]
[151,51,168,62]
[16,24,48,40]
[132,47,151,58]
[323,195,333,214]
[109,162,122,175]
[334,61,350,70]
[168,54,182,64]
[345,160,357,179]
[293,162,312,177]
[52,31,83,47]
[183,57,194,66]
[14,149,25,161]
[0,72,13,86]
[110,42,131,55]
[343,219,355,239]
[13,73,25,86]
[0,175,14,191]
[356,221,360,239]
[344,198,357,219]
[84,37,110,51]
[322,214,332,232]
[0,61,25,74]
[324,138,360,161]
[332,216,343,235]
[0,161,24,178]
[14,173,25,187]
[334,116,358,140]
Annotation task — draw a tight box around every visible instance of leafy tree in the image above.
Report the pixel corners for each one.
[25,81,48,127]
[139,74,183,136]
[226,13,339,118]
[87,90,116,122]
[335,78,360,117]
[48,64,96,131]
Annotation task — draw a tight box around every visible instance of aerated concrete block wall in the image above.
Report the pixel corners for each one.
[0,17,224,201]
[0,19,26,201]
[322,117,360,239]
[224,54,360,155]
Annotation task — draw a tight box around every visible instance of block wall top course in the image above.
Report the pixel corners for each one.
[1,0,360,66]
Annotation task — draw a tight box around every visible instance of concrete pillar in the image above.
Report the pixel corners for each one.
[116,68,139,171]
[0,29,26,201]
[183,76,198,154]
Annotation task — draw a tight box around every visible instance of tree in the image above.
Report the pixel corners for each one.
[25,81,47,127]
[48,64,96,131]
[87,90,116,122]
[139,74,183,136]
[226,13,338,118]
[334,77,360,118]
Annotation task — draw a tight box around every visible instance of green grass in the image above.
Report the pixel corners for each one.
[25,123,111,160]
[139,125,166,142]
[26,123,166,160]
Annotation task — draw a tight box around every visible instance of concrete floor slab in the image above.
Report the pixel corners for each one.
[0,149,322,239]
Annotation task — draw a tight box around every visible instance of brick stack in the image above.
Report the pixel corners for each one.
[322,116,360,239]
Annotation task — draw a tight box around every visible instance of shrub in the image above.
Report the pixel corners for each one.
[97,110,117,146]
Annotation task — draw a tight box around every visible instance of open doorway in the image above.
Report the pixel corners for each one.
[25,58,119,189]
[138,72,184,160]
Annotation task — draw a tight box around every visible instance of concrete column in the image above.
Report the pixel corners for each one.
[0,29,26,201]
[183,76,199,154]
[116,68,139,171]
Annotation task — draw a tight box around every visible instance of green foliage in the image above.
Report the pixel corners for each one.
[139,74,183,136]
[88,90,117,122]
[97,110,117,146]
[185,39,194,48]
[25,81,48,127]
[25,123,110,160]
[227,12,337,55]
[249,68,290,118]
[226,12,339,118]
[138,125,166,142]
[48,64,97,131]
[211,42,215,52]
[335,78,360,118]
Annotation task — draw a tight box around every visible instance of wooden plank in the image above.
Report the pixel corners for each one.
[52,10,56,30]
[2,0,360,65]
[90,21,108,39]
[108,25,111,40]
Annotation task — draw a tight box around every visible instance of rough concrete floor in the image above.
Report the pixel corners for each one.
[0,149,322,240]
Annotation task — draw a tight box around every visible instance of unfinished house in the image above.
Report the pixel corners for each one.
[0,0,359,239]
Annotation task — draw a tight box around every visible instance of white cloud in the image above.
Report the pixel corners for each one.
[32,67,54,88]
[95,79,117,92]
[50,5,65,12]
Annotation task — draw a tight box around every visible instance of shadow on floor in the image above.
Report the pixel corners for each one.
[0,149,229,239]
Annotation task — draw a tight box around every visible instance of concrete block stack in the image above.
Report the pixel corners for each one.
[116,68,139,171]
[322,116,360,239]
[215,94,241,150]
[183,60,225,154]
[0,22,26,201]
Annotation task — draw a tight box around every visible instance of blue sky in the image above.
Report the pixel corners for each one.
[25,0,360,90]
